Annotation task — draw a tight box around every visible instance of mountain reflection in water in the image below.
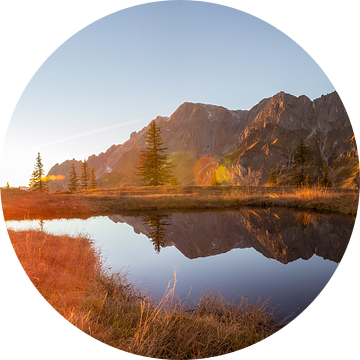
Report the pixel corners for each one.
[108,208,353,264]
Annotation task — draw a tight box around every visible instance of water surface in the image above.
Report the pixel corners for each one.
[6,208,354,319]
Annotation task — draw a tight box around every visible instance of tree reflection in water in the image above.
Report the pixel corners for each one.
[141,213,171,254]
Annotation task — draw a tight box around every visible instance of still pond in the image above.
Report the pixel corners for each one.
[6,207,354,320]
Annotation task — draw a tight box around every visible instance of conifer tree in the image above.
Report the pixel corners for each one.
[68,163,79,192]
[291,139,309,186]
[80,159,90,190]
[305,174,313,187]
[135,120,175,186]
[29,152,48,192]
[319,162,332,187]
[267,168,277,186]
[89,167,97,189]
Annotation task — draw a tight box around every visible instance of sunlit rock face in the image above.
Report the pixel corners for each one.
[160,103,249,158]
[227,91,354,185]
[47,91,355,190]
[108,208,354,264]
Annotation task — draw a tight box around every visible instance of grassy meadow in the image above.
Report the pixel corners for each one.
[1,185,358,221]
[8,229,278,358]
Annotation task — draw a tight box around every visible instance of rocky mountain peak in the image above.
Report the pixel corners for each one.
[47,91,357,190]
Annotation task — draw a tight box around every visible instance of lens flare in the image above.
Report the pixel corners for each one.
[216,166,231,183]
[41,175,66,181]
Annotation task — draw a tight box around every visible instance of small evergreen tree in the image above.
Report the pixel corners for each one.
[305,174,313,187]
[80,159,90,190]
[5,181,10,189]
[135,120,174,186]
[291,139,309,186]
[68,163,79,192]
[89,167,97,189]
[267,168,277,186]
[29,152,48,192]
[319,162,332,187]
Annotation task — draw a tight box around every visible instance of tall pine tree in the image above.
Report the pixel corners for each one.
[80,159,90,190]
[68,163,79,192]
[135,120,175,186]
[29,152,48,192]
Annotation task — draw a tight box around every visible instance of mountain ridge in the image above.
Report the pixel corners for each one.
[47,91,358,190]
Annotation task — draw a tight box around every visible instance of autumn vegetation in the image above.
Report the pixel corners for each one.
[1,185,358,221]
[8,229,278,358]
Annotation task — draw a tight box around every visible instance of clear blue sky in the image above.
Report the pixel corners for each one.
[1,1,335,187]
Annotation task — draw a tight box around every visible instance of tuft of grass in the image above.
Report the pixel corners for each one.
[8,229,278,358]
[74,271,277,359]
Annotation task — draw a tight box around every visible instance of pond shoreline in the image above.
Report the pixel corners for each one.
[8,229,279,358]
[1,186,358,221]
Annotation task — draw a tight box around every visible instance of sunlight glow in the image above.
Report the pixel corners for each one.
[41,175,66,181]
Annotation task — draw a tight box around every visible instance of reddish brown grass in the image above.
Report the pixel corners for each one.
[8,230,98,317]
[7,229,277,358]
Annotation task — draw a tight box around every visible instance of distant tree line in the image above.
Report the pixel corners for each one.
[28,152,97,192]
[27,130,354,191]
[206,138,334,188]
[68,160,97,192]
[266,139,332,187]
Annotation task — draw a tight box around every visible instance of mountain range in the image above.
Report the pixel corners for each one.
[47,91,358,190]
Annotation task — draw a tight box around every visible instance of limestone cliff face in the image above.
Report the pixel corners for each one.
[47,91,356,190]
[216,91,355,185]
[161,103,249,158]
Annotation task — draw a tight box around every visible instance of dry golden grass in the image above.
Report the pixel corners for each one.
[70,185,358,215]
[1,188,91,220]
[62,270,277,359]
[248,187,359,215]
[2,185,358,220]
[8,229,277,358]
